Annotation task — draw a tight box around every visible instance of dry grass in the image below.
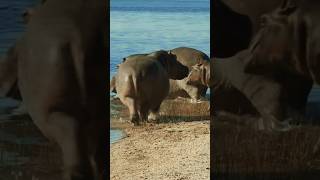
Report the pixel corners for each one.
[213,113,320,180]
[110,97,210,128]
[0,114,63,180]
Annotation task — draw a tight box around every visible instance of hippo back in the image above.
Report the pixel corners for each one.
[170,47,210,69]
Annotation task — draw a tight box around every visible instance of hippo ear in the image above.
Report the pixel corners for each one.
[168,50,172,54]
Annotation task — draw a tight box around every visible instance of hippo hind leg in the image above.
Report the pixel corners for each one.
[138,102,149,124]
[123,97,139,125]
[45,111,96,180]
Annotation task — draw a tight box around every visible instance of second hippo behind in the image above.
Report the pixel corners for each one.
[112,47,210,102]
[115,50,189,125]
[168,47,210,102]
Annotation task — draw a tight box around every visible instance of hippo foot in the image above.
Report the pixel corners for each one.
[130,114,140,126]
[147,113,158,122]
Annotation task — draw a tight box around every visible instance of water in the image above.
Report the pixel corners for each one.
[110,129,124,144]
[110,0,210,78]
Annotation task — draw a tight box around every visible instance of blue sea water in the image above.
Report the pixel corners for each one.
[110,129,124,143]
[110,0,210,78]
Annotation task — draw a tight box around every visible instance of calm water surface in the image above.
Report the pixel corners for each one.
[110,0,210,142]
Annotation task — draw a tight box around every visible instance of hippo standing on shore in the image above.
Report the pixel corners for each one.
[0,0,108,179]
[168,47,210,102]
[115,50,189,125]
[111,47,210,102]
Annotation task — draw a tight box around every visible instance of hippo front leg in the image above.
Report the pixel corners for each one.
[184,85,205,103]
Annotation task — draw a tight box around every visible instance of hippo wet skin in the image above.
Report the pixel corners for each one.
[0,0,108,179]
[114,50,189,125]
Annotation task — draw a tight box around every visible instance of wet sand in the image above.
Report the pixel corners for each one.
[110,98,210,180]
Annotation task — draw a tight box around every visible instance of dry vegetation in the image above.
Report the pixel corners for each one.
[0,114,63,180]
[213,113,320,180]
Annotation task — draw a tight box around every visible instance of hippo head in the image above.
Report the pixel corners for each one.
[244,0,303,76]
[150,50,189,80]
[186,62,211,87]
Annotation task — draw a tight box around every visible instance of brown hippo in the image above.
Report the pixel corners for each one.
[168,47,210,102]
[0,0,108,179]
[186,61,211,88]
[115,50,189,125]
[245,0,320,84]
[111,47,210,102]
[213,0,288,58]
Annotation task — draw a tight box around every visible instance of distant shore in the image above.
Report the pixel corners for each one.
[110,98,210,180]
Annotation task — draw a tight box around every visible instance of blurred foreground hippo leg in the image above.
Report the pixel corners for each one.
[8,0,108,179]
[115,50,189,125]
[212,50,312,131]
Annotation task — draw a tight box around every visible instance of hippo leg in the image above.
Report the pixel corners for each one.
[46,112,96,180]
[183,85,202,102]
[239,77,292,132]
[148,105,161,122]
[197,85,208,98]
[123,97,139,125]
[138,103,149,124]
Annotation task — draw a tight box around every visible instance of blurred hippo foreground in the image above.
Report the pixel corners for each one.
[113,50,189,125]
[210,50,312,131]
[111,47,210,102]
[0,0,107,179]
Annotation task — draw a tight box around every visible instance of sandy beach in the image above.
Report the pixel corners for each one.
[110,98,210,180]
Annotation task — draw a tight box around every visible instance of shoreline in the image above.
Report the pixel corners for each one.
[110,98,210,180]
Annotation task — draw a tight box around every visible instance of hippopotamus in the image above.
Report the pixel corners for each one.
[167,47,210,102]
[114,50,189,125]
[186,61,211,88]
[245,0,320,85]
[0,0,107,179]
[213,0,287,58]
[211,49,312,131]
[111,47,210,102]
